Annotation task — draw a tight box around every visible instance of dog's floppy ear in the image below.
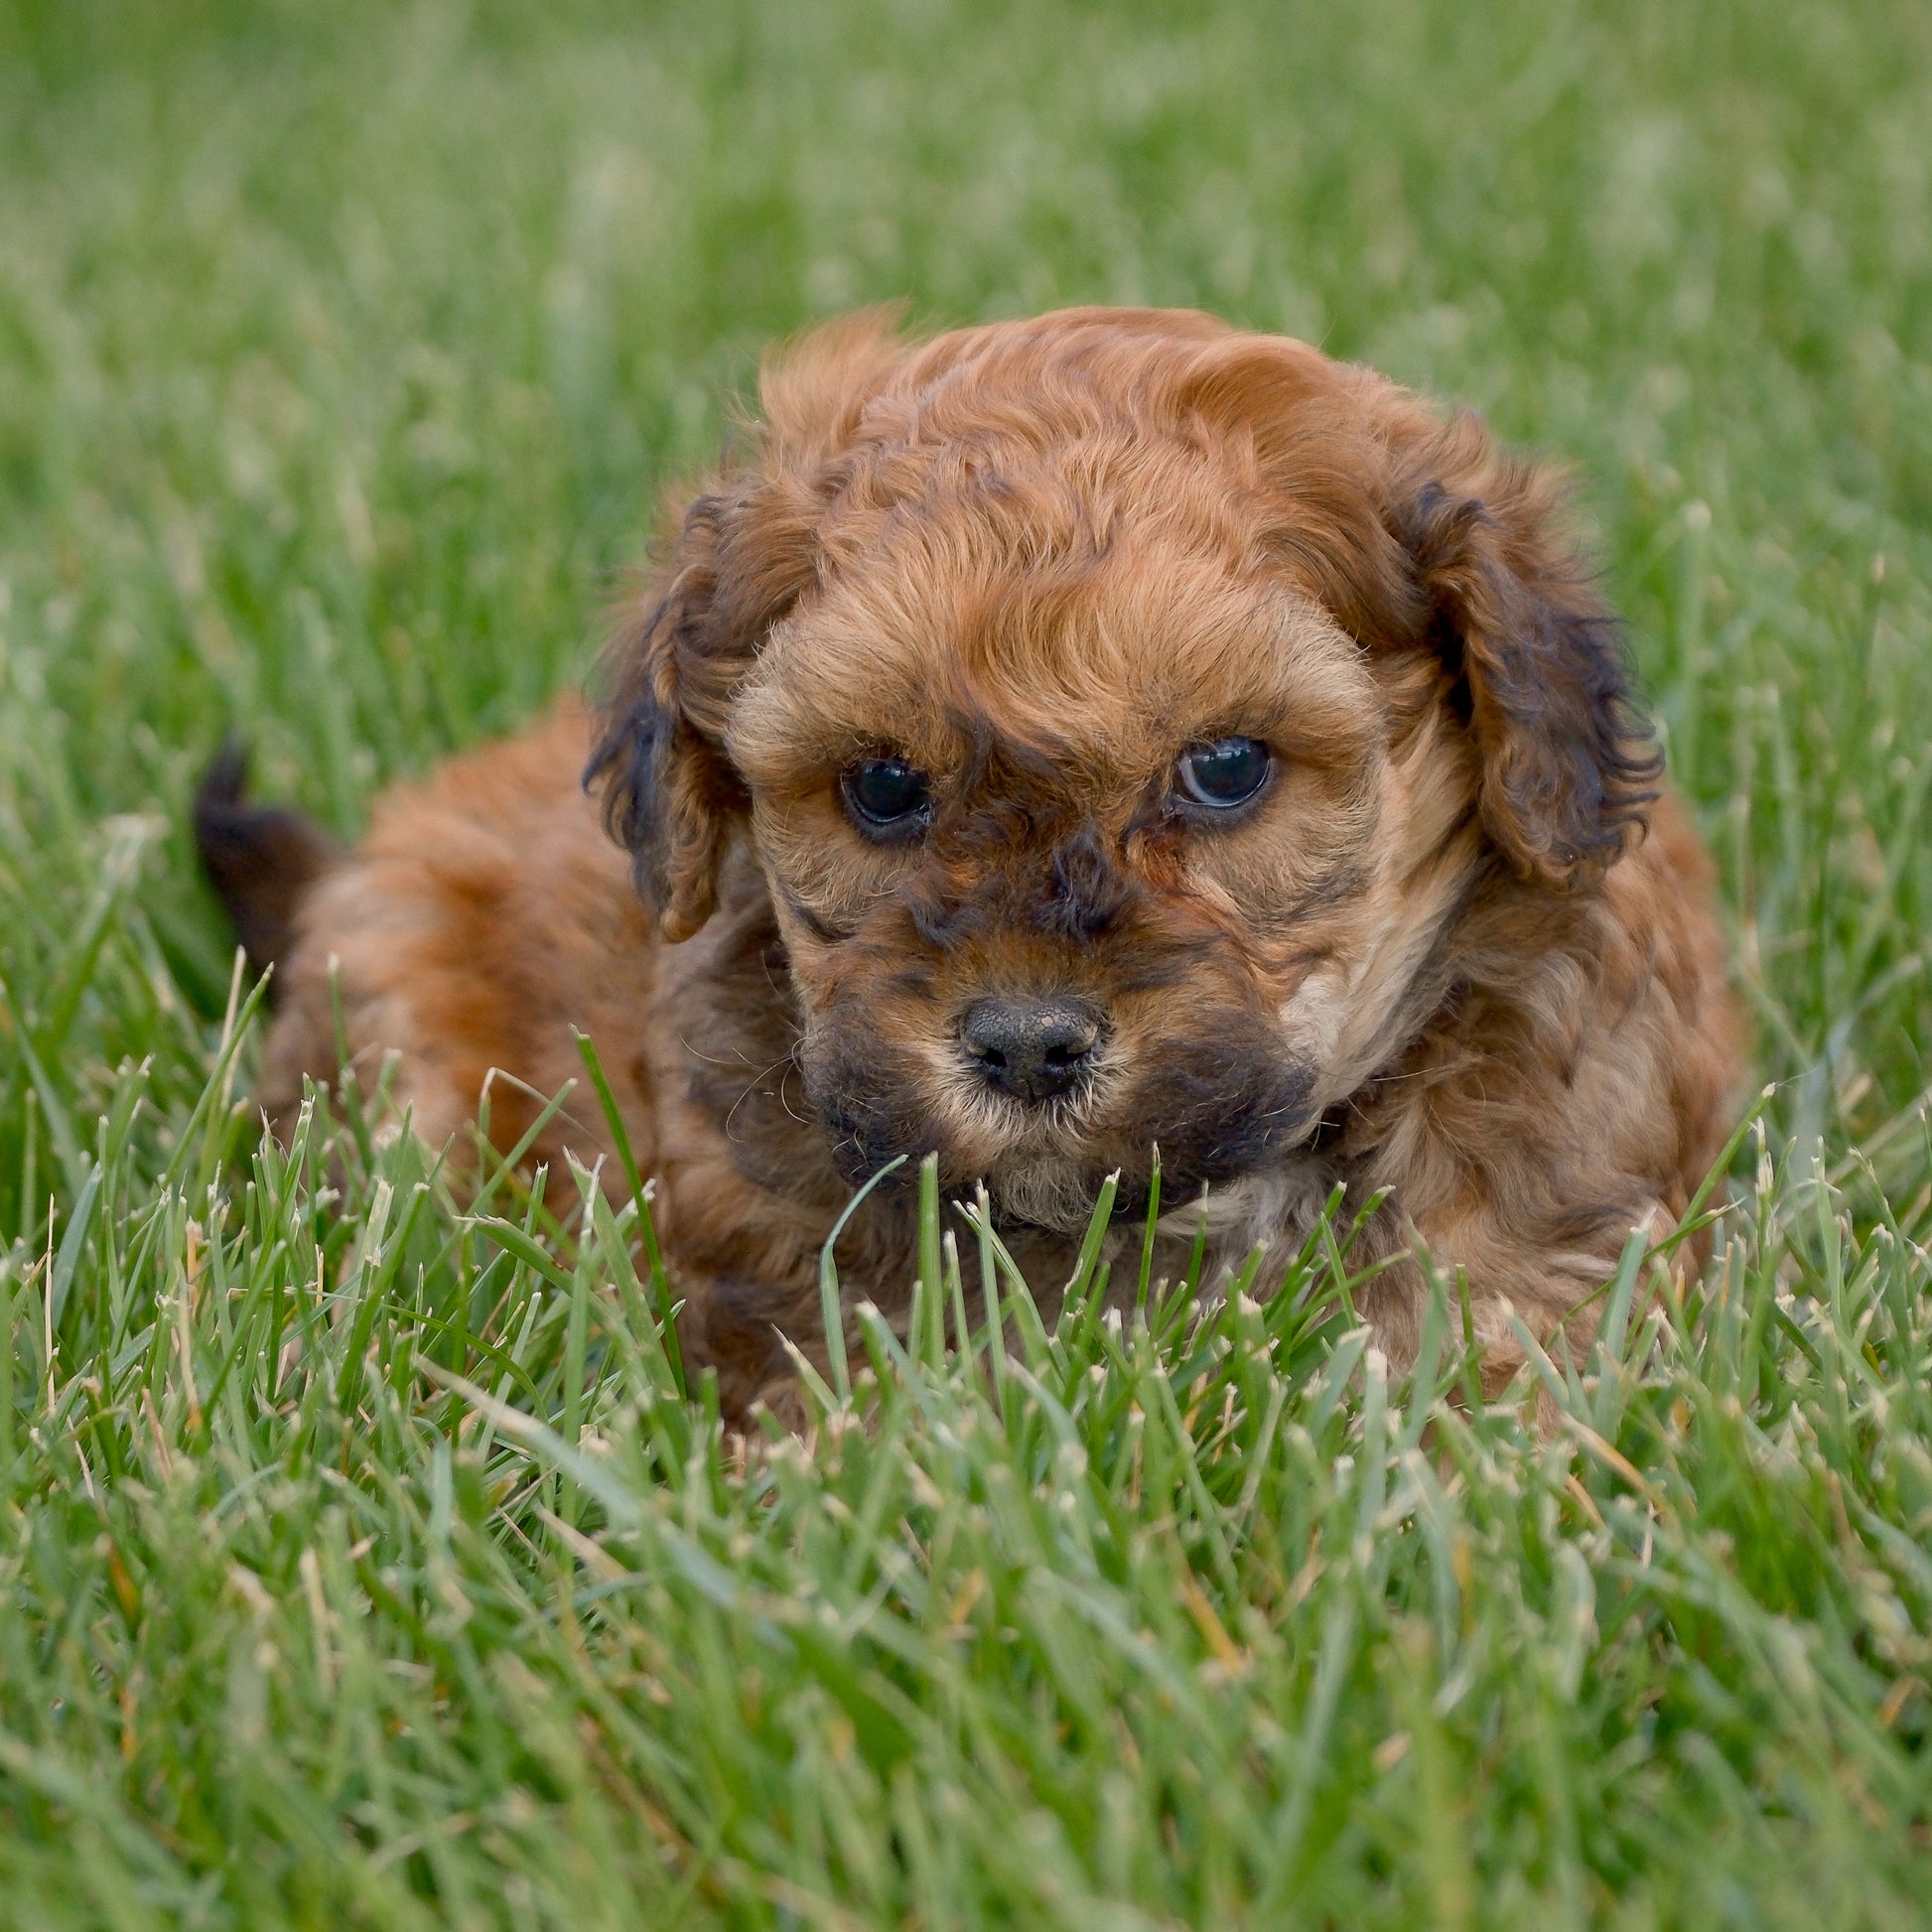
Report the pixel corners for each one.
[585,478,819,939]
[587,313,909,938]
[1392,421,1661,890]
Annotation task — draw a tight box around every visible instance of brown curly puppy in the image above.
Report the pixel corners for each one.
[201,307,1742,1416]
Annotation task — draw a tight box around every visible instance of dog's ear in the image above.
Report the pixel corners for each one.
[587,313,908,938]
[587,476,831,939]
[1392,428,1661,889]
[1173,337,1658,890]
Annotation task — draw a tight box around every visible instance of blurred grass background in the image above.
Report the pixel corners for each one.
[1,1,1931,1925]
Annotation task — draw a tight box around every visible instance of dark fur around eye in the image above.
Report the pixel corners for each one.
[842,757,934,838]
[1173,737,1272,810]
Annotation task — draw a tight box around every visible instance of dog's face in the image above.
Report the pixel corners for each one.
[591,310,1656,1231]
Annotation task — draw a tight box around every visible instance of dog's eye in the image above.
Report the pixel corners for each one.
[842,757,933,836]
[1174,737,1272,810]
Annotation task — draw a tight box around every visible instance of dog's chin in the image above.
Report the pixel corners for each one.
[818,1127,1142,1236]
[980,1154,1127,1236]
[810,1073,1115,1230]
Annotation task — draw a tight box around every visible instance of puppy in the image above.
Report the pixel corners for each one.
[201,306,1742,1416]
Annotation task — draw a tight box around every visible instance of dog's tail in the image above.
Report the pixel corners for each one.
[193,742,341,997]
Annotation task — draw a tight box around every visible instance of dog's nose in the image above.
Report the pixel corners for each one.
[960,996,1102,1103]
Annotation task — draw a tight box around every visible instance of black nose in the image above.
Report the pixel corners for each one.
[960,997,1102,1103]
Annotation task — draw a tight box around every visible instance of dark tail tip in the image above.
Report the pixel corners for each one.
[194,740,341,998]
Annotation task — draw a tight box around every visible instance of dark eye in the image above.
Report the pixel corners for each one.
[842,756,933,837]
[1174,737,1272,810]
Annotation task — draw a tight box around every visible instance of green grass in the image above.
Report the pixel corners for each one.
[2,0,1930,1923]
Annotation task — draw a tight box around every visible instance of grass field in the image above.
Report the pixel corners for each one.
[3,0,1932,1923]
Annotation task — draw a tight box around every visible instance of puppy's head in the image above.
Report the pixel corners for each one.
[589,309,1658,1231]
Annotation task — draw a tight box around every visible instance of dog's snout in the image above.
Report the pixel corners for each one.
[961,996,1102,1103]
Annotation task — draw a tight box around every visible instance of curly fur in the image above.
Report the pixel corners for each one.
[214,307,1744,1419]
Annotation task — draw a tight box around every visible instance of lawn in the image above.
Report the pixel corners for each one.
[2,0,1931,1924]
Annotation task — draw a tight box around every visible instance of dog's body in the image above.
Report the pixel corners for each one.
[212,308,1741,1414]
